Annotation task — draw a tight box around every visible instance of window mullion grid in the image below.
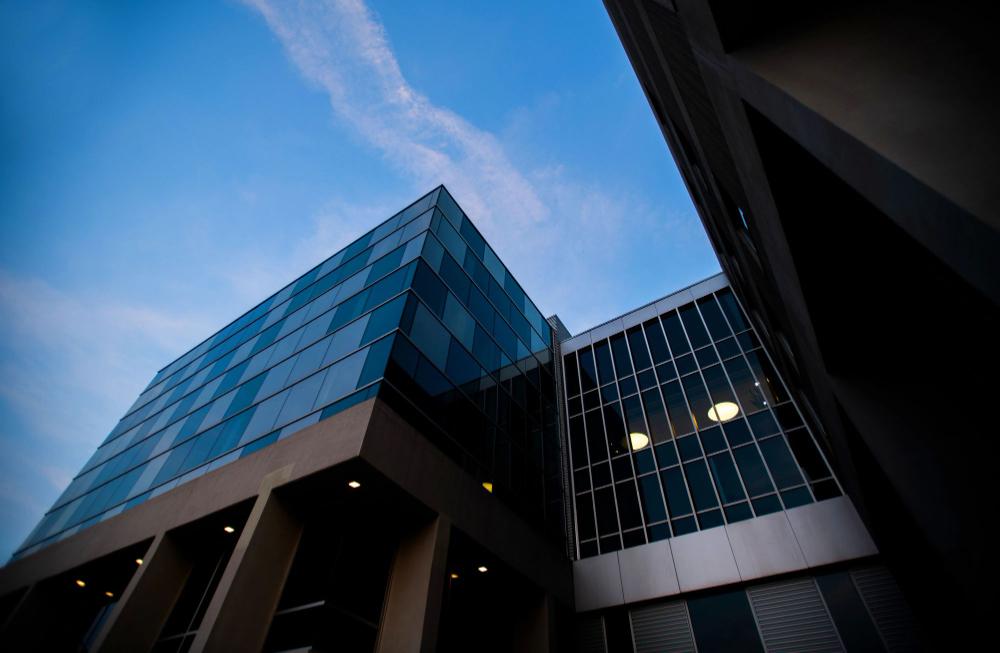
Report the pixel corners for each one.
[710,291,816,504]
[671,308,728,525]
[719,290,844,496]
[648,311,700,531]
[619,325,672,539]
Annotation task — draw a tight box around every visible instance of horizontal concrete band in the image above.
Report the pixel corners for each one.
[573,496,877,611]
[1,397,572,605]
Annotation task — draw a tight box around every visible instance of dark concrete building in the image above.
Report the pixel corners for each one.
[602,0,999,648]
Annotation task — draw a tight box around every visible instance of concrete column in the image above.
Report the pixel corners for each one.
[189,467,303,653]
[92,532,192,652]
[375,516,451,653]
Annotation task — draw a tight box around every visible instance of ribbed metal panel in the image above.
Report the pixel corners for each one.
[630,600,697,653]
[852,566,919,652]
[747,578,844,652]
[576,614,606,653]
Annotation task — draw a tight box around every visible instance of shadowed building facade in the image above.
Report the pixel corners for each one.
[601,0,999,648]
[2,188,920,651]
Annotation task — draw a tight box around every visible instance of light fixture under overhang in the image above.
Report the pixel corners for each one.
[628,432,649,451]
[223,526,235,534]
[348,480,361,489]
[135,558,143,566]
[477,566,488,573]
[450,572,460,579]
[482,481,493,493]
[75,579,86,588]
[105,591,114,598]
[708,401,740,423]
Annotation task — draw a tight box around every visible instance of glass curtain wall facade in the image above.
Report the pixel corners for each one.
[17,187,561,559]
[563,287,841,558]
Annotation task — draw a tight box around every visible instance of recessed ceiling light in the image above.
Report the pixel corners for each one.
[450,572,460,579]
[105,591,114,598]
[629,432,649,450]
[477,566,488,573]
[223,526,235,534]
[348,480,361,489]
[75,579,86,588]
[135,558,143,566]
[708,401,740,422]
[482,482,493,493]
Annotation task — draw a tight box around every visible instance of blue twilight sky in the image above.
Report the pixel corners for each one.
[0,0,719,560]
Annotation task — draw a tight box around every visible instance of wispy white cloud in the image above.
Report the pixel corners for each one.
[242,0,703,333]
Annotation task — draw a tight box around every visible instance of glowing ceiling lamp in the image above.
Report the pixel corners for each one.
[708,401,740,423]
[628,432,649,451]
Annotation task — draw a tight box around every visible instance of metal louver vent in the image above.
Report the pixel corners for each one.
[852,566,920,652]
[747,578,844,652]
[576,614,606,653]
[630,600,696,653]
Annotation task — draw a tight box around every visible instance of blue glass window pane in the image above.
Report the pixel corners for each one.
[443,293,476,350]
[210,407,257,458]
[697,296,732,341]
[578,348,598,392]
[241,432,279,458]
[638,474,667,523]
[152,440,195,486]
[357,336,393,388]
[323,314,370,366]
[680,305,711,349]
[780,486,813,509]
[421,230,445,270]
[643,320,670,364]
[408,302,450,371]
[314,347,368,409]
[661,467,692,517]
[241,392,286,444]
[661,311,691,355]
[459,217,486,258]
[708,452,746,503]
[364,263,412,311]
[733,444,774,496]
[435,216,467,262]
[287,337,331,386]
[411,262,448,316]
[684,459,719,511]
[275,371,326,427]
[438,253,471,303]
[662,380,693,435]
[257,356,296,400]
[466,285,493,331]
[367,243,405,281]
[716,289,749,332]
[483,245,505,283]
[748,410,779,438]
[463,250,490,290]
[362,294,406,345]
[627,327,652,371]
[759,436,804,489]
[472,324,499,371]
[446,339,481,388]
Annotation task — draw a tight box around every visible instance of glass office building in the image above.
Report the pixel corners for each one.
[1,189,917,652]
[16,186,561,560]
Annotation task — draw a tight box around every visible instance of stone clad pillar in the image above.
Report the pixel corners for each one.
[376,516,451,653]
[92,532,192,652]
[189,466,303,653]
